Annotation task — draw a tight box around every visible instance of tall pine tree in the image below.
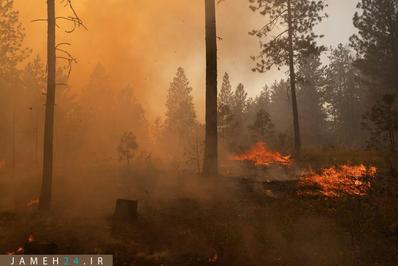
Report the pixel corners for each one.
[39,0,56,210]
[350,0,398,99]
[296,54,327,147]
[249,0,327,154]
[325,44,365,146]
[0,0,28,173]
[231,83,249,150]
[218,72,234,146]
[203,0,218,176]
[163,67,197,163]
[351,0,398,153]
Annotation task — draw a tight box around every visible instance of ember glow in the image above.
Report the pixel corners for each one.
[28,234,34,243]
[5,234,34,255]
[230,142,291,166]
[298,164,377,198]
[26,198,39,208]
[208,252,219,263]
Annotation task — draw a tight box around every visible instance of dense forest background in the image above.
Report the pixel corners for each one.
[0,0,398,265]
[0,0,397,177]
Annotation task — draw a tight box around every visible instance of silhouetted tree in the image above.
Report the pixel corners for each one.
[249,108,274,143]
[0,0,28,175]
[39,0,56,210]
[362,94,398,153]
[350,0,398,155]
[350,0,398,99]
[162,67,198,166]
[164,67,197,135]
[203,0,218,176]
[53,68,86,162]
[233,83,248,117]
[0,0,27,76]
[21,56,46,164]
[255,85,271,113]
[245,86,272,136]
[39,0,85,210]
[296,54,327,146]
[231,83,249,149]
[218,73,234,145]
[249,0,327,154]
[324,44,366,145]
[184,124,205,174]
[269,80,293,150]
[81,64,112,117]
[79,65,147,159]
[115,84,149,147]
[118,131,138,171]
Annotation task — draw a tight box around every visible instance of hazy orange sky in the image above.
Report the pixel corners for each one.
[14,0,358,121]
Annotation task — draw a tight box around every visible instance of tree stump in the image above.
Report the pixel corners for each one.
[113,199,138,221]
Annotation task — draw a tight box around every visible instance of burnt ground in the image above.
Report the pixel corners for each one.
[1,161,398,266]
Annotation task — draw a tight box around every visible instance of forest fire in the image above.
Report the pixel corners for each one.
[0,0,396,264]
[298,164,377,198]
[5,234,34,255]
[230,142,291,167]
[6,247,24,255]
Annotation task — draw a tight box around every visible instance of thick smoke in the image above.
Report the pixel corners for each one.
[15,0,274,120]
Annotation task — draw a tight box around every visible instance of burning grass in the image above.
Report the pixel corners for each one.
[298,164,377,198]
[230,144,377,199]
[1,156,396,265]
[230,142,291,167]
[26,198,39,208]
[5,234,34,255]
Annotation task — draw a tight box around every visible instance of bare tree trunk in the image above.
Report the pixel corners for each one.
[195,131,201,174]
[388,105,396,153]
[203,0,218,177]
[39,0,56,211]
[287,0,301,155]
[11,95,15,180]
[127,157,131,174]
[35,108,39,167]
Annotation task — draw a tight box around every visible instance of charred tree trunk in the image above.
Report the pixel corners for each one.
[39,0,56,211]
[11,95,15,180]
[287,0,301,155]
[195,132,201,174]
[203,0,218,177]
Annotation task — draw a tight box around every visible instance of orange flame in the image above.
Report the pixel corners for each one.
[5,247,24,255]
[208,252,219,263]
[16,247,24,254]
[230,142,291,166]
[4,234,34,255]
[298,164,377,198]
[27,198,39,208]
[28,234,35,243]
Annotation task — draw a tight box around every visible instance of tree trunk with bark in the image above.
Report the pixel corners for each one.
[203,0,218,177]
[287,0,301,155]
[39,0,56,211]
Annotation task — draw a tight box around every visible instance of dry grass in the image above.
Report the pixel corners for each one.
[0,154,398,265]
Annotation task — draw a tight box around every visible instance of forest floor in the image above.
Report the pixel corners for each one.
[0,150,398,266]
